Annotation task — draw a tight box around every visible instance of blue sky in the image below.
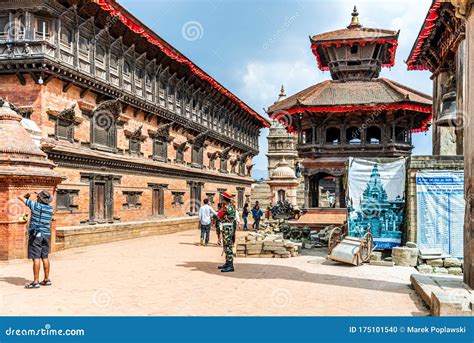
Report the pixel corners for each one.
[120,0,434,179]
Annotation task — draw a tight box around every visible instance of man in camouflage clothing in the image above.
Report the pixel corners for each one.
[217,192,237,273]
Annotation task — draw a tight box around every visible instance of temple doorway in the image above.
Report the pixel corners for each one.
[309,173,341,208]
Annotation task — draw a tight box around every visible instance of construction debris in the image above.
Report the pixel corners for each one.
[236,232,301,258]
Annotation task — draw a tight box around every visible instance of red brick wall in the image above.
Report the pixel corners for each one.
[0,75,255,231]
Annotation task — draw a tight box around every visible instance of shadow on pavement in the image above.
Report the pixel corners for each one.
[177,261,419,297]
[0,277,30,286]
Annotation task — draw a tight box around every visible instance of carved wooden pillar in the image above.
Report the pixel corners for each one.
[463,3,474,288]
[303,175,310,209]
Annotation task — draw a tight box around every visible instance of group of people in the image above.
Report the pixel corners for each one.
[17,188,265,285]
[198,195,264,273]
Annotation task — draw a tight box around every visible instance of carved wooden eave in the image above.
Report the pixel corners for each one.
[239,151,253,162]
[208,151,220,159]
[189,130,210,147]
[95,98,123,117]
[173,141,190,152]
[148,122,173,140]
[11,105,34,118]
[221,145,233,159]
[77,100,95,113]
[47,104,83,125]
[124,125,147,142]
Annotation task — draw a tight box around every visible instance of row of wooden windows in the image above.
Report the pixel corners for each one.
[301,126,410,145]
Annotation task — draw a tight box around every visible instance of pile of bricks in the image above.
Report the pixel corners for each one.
[236,232,301,258]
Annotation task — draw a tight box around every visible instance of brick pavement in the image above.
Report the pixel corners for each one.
[0,230,428,316]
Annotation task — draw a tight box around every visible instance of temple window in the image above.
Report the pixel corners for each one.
[60,26,73,48]
[206,193,215,205]
[79,35,90,58]
[304,128,314,144]
[90,100,121,152]
[0,16,9,41]
[56,116,74,142]
[172,192,185,207]
[366,126,381,144]
[34,17,52,41]
[394,126,407,143]
[56,189,79,212]
[122,191,142,209]
[346,126,361,144]
[95,46,106,66]
[16,15,26,40]
[220,156,227,172]
[350,45,358,55]
[153,137,168,162]
[124,62,132,78]
[191,143,204,167]
[326,127,340,144]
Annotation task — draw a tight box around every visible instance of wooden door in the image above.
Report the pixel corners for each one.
[94,183,106,221]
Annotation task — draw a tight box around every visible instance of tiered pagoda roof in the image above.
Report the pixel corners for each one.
[269,7,432,134]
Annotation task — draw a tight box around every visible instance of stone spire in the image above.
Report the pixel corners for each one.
[275,85,287,103]
[347,6,362,29]
[0,99,59,178]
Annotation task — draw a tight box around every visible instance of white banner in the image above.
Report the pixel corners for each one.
[416,170,464,258]
[348,158,406,250]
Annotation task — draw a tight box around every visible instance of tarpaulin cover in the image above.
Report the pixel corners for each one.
[347,157,406,250]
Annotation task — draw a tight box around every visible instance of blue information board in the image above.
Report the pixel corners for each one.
[416,170,464,258]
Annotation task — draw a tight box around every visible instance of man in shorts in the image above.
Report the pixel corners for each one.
[18,191,54,289]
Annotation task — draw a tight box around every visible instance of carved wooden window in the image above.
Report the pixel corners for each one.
[35,17,52,41]
[123,191,142,209]
[110,52,119,70]
[188,181,202,214]
[172,192,185,207]
[220,156,228,173]
[0,16,9,41]
[56,116,74,141]
[79,35,90,58]
[91,100,121,152]
[239,161,246,176]
[167,83,175,109]
[95,46,106,66]
[346,126,361,144]
[124,62,132,77]
[191,144,204,167]
[366,126,381,144]
[326,127,340,145]
[60,26,73,48]
[130,137,140,154]
[237,188,245,209]
[176,148,184,163]
[16,15,26,40]
[56,189,79,211]
[153,137,167,162]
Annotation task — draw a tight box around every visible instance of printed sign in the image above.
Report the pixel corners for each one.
[348,158,406,250]
[416,170,464,258]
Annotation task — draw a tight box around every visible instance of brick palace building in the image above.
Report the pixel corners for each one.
[0,0,269,258]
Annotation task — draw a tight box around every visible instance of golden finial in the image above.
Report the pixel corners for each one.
[279,85,286,98]
[348,6,362,29]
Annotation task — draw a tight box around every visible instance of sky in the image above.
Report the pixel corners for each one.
[119,0,434,179]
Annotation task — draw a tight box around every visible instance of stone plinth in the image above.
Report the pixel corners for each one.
[0,100,64,260]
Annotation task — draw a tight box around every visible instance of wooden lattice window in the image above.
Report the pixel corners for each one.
[56,189,79,211]
[188,181,202,214]
[35,17,52,41]
[0,16,9,41]
[153,137,167,161]
[191,144,204,167]
[172,192,185,207]
[123,191,142,209]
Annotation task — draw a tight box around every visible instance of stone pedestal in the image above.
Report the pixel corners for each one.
[0,100,63,260]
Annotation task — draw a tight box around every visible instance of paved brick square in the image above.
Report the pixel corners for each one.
[0,230,428,316]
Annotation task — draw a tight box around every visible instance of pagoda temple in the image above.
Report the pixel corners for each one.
[267,7,432,225]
